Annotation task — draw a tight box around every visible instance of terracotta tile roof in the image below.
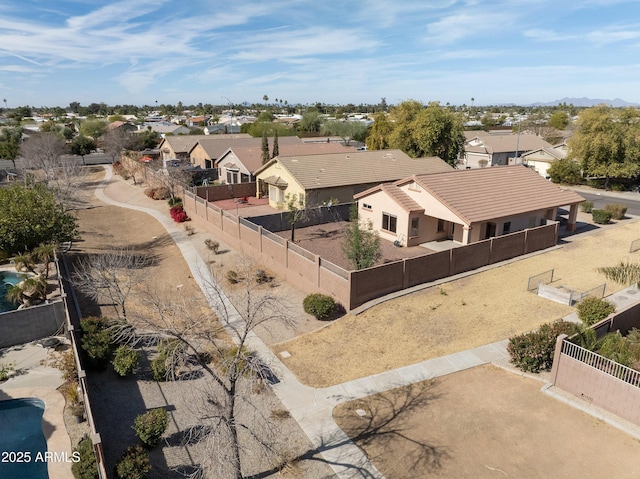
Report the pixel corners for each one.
[413,165,585,224]
[257,150,453,190]
[380,184,424,213]
[219,142,356,174]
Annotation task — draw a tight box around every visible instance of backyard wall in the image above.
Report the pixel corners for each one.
[249,203,351,233]
[0,300,66,348]
[183,190,559,311]
[550,301,640,427]
[196,182,256,201]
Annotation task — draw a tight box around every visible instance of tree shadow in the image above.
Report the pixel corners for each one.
[249,381,448,479]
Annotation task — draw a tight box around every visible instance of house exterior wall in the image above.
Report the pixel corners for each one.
[217,151,253,184]
[526,159,553,179]
[256,162,305,207]
[358,190,411,245]
[190,143,214,169]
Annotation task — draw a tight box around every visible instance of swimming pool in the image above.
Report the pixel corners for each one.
[0,398,49,478]
[0,270,29,313]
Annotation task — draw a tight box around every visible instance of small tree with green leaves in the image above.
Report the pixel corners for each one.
[341,203,381,270]
[71,135,96,165]
[271,129,279,158]
[285,193,306,242]
[112,345,139,377]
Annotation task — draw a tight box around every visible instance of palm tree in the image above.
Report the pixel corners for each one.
[33,242,57,279]
[13,253,35,273]
[6,284,24,305]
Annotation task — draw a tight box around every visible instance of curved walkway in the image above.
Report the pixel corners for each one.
[93,166,541,478]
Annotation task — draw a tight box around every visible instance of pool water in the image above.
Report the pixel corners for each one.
[0,271,29,313]
[0,398,49,478]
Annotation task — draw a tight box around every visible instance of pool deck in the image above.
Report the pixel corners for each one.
[0,342,73,479]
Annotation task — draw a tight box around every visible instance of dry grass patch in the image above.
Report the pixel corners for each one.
[274,220,640,387]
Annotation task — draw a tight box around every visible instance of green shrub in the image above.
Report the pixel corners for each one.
[80,317,114,371]
[115,445,151,479]
[133,408,168,447]
[577,296,615,326]
[112,345,139,377]
[151,338,184,381]
[592,209,612,224]
[507,321,576,373]
[547,158,583,184]
[167,196,182,207]
[604,203,627,220]
[72,437,98,479]
[303,293,336,320]
[580,201,594,213]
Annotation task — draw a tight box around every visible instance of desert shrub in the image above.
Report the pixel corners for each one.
[604,203,627,220]
[167,196,182,207]
[507,321,576,373]
[0,362,15,381]
[150,356,167,382]
[303,293,336,320]
[115,445,151,479]
[226,269,240,284]
[80,317,115,370]
[577,296,615,326]
[112,161,128,179]
[112,345,139,377]
[133,408,168,447]
[580,201,594,213]
[169,205,188,223]
[72,437,98,479]
[143,188,155,199]
[204,239,220,254]
[184,224,195,236]
[51,350,78,383]
[592,209,612,224]
[255,269,272,284]
[152,187,170,200]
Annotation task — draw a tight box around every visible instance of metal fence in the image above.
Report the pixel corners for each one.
[562,339,640,388]
[571,283,607,304]
[320,258,350,280]
[527,268,554,291]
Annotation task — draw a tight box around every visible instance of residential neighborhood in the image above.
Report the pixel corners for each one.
[2,3,640,478]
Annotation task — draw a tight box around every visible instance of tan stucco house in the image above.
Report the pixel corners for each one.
[354,165,585,246]
[216,142,355,185]
[189,135,300,169]
[521,142,569,179]
[254,150,454,207]
[460,131,553,169]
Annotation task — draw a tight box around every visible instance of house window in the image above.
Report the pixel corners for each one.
[437,219,445,232]
[410,217,419,237]
[502,221,511,234]
[362,203,372,211]
[382,213,397,233]
[240,173,250,183]
[528,216,536,228]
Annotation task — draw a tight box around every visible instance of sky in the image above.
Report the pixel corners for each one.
[1,0,640,108]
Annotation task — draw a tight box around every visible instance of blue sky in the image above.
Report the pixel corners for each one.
[1,0,639,108]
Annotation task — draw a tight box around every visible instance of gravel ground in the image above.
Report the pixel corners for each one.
[71,168,335,478]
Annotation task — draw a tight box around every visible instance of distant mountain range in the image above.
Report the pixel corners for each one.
[528,97,639,107]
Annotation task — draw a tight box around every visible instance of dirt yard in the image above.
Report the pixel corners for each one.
[69,167,334,478]
[274,215,640,387]
[334,364,640,479]
[276,221,433,269]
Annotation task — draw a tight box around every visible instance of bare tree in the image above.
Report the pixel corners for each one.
[20,132,67,182]
[117,260,293,478]
[103,128,136,163]
[72,248,152,320]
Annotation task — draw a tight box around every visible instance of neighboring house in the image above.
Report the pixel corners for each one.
[106,121,137,134]
[216,142,356,185]
[189,136,301,169]
[354,165,584,246]
[139,123,191,137]
[521,142,569,179]
[158,134,250,162]
[254,150,453,207]
[460,131,553,169]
